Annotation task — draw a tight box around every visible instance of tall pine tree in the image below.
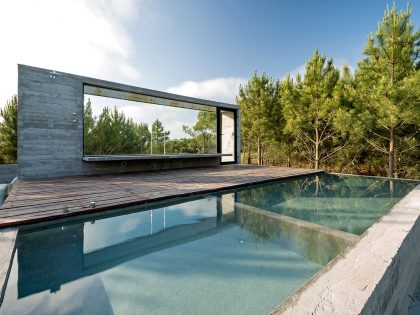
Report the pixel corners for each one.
[236,72,283,165]
[151,119,170,154]
[282,50,343,169]
[355,3,419,177]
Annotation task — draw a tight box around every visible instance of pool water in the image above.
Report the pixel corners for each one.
[0,174,417,315]
[235,173,418,235]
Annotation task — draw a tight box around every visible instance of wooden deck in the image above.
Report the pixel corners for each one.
[0,165,322,228]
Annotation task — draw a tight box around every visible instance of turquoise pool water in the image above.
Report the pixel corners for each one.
[0,174,417,315]
[235,173,418,235]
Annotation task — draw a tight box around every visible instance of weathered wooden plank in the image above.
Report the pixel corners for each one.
[0,165,322,227]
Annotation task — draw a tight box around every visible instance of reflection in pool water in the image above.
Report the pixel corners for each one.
[235,173,418,235]
[0,174,416,315]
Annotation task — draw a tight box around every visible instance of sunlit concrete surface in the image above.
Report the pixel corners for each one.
[0,227,17,306]
[272,185,420,315]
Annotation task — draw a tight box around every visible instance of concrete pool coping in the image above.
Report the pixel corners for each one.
[0,185,7,206]
[271,184,420,315]
[0,227,17,307]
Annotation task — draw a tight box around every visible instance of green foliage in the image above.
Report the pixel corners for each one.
[151,119,170,154]
[238,2,419,179]
[165,138,200,154]
[282,50,344,169]
[236,72,283,165]
[84,102,151,155]
[134,123,151,154]
[0,95,18,164]
[354,3,420,177]
[182,111,217,153]
[83,101,217,156]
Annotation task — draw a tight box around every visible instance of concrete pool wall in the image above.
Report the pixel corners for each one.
[272,184,420,315]
[0,228,17,307]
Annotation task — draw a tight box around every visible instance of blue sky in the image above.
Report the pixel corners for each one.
[135,0,420,88]
[0,0,419,106]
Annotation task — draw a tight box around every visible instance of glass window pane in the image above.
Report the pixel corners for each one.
[83,93,217,156]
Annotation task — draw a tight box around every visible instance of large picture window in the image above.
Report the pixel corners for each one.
[83,86,218,157]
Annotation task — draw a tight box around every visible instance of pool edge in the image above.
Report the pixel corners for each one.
[0,227,18,307]
[271,184,420,315]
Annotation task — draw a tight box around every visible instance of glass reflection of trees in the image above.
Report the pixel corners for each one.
[84,98,217,156]
[234,206,351,266]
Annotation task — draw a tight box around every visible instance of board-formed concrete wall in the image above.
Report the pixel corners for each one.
[18,65,240,179]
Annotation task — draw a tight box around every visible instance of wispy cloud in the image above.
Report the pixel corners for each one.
[282,63,306,80]
[167,77,247,104]
[0,0,142,107]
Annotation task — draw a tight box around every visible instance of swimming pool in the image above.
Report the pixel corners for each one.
[0,174,417,314]
[234,173,417,235]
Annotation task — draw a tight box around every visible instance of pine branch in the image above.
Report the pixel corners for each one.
[319,142,349,163]
[319,115,334,142]
[362,136,389,154]
[340,152,362,173]
[367,128,390,141]
[320,130,338,144]
[299,129,316,144]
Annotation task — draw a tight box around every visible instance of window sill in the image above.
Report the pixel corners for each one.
[83,153,231,162]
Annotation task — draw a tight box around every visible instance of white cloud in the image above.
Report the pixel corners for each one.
[282,63,306,81]
[167,77,247,104]
[0,0,141,107]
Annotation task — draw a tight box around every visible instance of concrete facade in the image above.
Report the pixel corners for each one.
[0,165,17,184]
[18,65,240,179]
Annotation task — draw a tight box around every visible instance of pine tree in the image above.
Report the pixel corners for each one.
[134,123,151,154]
[0,95,18,164]
[182,111,217,153]
[151,119,170,154]
[355,3,420,177]
[282,50,343,169]
[236,72,283,165]
[333,65,364,173]
[83,98,95,155]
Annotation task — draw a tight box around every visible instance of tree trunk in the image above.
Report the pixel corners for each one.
[315,128,320,169]
[257,140,260,165]
[257,138,262,165]
[389,42,395,178]
[261,147,264,165]
[247,147,251,164]
[389,126,394,178]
